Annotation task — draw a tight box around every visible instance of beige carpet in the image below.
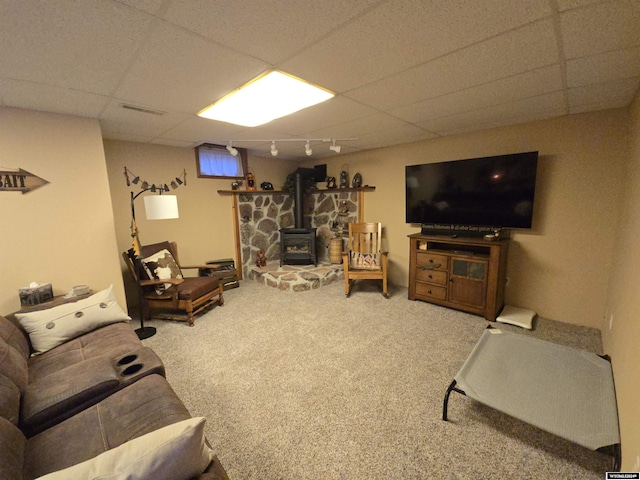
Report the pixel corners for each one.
[140,279,613,479]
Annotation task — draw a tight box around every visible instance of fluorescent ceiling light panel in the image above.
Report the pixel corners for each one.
[197,71,334,127]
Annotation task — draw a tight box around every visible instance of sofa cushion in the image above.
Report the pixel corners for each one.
[27,322,141,383]
[0,340,28,394]
[0,373,20,425]
[0,416,26,480]
[37,417,214,480]
[15,285,131,354]
[0,315,29,359]
[24,374,191,479]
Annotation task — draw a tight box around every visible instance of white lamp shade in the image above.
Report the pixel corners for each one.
[144,195,179,220]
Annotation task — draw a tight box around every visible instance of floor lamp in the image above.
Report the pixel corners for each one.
[130,190,179,339]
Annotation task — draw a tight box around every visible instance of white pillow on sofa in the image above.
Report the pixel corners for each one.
[36,417,214,480]
[15,285,130,354]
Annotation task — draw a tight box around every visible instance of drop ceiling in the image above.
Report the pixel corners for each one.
[1,0,638,159]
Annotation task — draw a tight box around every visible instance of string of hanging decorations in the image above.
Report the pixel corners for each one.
[123,167,187,192]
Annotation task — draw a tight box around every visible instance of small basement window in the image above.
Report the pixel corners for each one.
[196,143,248,179]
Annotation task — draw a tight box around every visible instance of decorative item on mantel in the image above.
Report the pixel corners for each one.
[260,181,273,190]
[352,173,362,188]
[326,176,336,189]
[231,179,243,190]
[339,170,349,188]
[246,172,256,191]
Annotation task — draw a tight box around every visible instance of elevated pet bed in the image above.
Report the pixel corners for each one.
[443,327,621,471]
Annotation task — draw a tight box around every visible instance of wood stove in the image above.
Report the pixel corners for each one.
[279,169,319,266]
[280,228,317,266]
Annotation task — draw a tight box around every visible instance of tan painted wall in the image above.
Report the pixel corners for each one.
[602,96,640,471]
[312,110,628,329]
[104,140,296,306]
[0,108,125,313]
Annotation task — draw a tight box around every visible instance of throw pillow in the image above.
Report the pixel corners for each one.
[35,417,214,480]
[15,285,130,354]
[140,249,183,294]
[350,252,380,270]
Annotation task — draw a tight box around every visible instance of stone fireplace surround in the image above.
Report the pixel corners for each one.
[237,190,361,279]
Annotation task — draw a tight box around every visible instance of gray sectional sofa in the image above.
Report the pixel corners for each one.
[0,290,229,479]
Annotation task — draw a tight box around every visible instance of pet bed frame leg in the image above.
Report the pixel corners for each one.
[443,380,466,421]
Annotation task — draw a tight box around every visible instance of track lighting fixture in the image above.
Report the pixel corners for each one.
[209,138,355,157]
[226,142,238,156]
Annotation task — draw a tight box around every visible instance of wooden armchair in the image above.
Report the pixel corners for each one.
[123,241,224,326]
[342,223,389,298]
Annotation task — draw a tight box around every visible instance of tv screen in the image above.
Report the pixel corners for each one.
[406,151,538,229]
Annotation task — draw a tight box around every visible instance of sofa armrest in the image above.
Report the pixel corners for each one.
[21,356,119,437]
[21,347,165,437]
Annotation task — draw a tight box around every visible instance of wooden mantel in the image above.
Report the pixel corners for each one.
[216,186,375,195]
[218,187,376,280]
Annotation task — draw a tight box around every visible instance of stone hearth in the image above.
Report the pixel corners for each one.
[249,262,343,292]
[237,190,360,278]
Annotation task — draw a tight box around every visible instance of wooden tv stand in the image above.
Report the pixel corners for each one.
[408,234,509,321]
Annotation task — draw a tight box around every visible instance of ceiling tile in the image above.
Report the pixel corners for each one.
[0,0,153,94]
[440,109,563,137]
[568,77,640,109]
[280,0,551,93]
[388,65,563,123]
[151,138,197,148]
[117,0,167,15]
[99,99,192,138]
[307,112,425,140]
[159,116,247,145]
[0,79,109,118]
[1,0,637,156]
[346,19,559,111]
[556,0,602,11]
[114,22,268,113]
[561,0,640,59]
[163,0,381,65]
[567,46,640,87]
[418,91,566,134]
[353,124,438,149]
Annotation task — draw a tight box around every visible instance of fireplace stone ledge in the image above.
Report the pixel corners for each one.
[249,262,343,292]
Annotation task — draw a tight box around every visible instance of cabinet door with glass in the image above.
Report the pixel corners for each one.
[448,257,488,308]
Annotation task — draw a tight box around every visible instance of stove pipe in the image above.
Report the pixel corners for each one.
[294,170,304,228]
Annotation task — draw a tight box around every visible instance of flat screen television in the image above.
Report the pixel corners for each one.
[406,151,538,232]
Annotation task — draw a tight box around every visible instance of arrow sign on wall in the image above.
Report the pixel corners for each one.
[0,169,49,194]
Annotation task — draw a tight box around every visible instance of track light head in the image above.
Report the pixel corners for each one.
[226,142,238,156]
[270,141,278,157]
[329,140,342,153]
[305,140,313,156]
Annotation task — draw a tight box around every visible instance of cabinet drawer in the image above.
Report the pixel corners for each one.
[416,283,447,300]
[416,252,448,270]
[415,268,448,285]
